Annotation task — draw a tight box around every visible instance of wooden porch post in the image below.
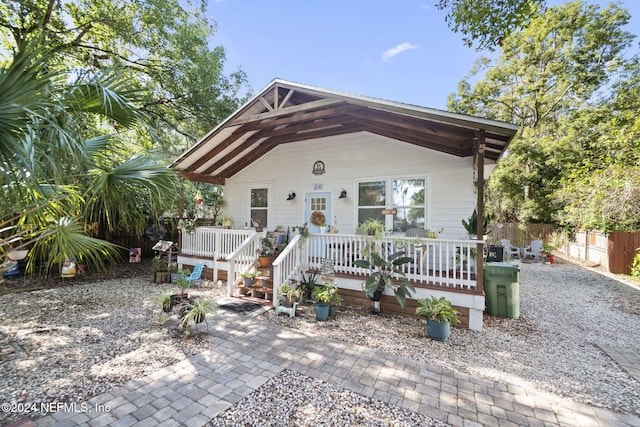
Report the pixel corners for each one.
[178,179,184,251]
[476,130,486,295]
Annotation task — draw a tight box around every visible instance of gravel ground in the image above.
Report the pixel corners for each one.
[1,257,639,426]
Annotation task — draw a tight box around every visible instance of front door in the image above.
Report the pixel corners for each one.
[305,192,332,233]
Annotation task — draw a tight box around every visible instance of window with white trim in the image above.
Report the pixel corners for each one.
[357,179,425,232]
[250,188,268,228]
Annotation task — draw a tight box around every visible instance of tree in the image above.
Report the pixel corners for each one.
[435,0,544,50]
[0,0,249,152]
[0,41,180,273]
[447,1,636,225]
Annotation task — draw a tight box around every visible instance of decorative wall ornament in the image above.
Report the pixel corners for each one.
[312,160,325,175]
[310,211,326,226]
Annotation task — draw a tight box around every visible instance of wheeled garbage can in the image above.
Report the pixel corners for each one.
[484,262,520,319]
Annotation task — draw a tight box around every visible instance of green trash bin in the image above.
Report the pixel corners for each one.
[484,262,520,319]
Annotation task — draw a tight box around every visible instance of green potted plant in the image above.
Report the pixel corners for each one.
[299,271,318,302]
[358,218,386,238]
[328,285,342,317]
[180,298,217,335]
[354,251,415,313]
[461,208,492,239]
[241,270,257,287]
[155,292,173,313]
[415,296,460,342]
[278,284,302,308]
[171,269,190,306]
[313,285,332,321]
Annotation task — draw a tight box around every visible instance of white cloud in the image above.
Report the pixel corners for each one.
[381,42,419,62]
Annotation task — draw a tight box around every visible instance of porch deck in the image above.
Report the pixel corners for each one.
[177,227,486,330]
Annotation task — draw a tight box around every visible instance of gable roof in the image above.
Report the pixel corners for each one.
[171,79,519,184]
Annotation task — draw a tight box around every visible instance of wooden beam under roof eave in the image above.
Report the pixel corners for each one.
[178,170,225,185]
[230,98,344,125]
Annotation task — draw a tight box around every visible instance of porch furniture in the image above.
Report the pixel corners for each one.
[185,263,205,288]
[523,240,543,261]
[501,239,520,259]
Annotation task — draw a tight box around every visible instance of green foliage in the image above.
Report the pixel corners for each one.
[312,285,333,304]
[631,249,640,279]
[436,0,544,51]
[354,251,415,308]
[179,298,217,333]
[415,296,461,325]
[448,2,636,228]
[461,208,492,236]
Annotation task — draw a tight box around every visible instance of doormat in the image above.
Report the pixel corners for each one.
[217,297,267,316]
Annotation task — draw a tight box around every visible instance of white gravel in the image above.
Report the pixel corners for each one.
[1,258,639,426]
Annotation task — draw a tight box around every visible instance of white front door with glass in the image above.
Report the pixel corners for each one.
[306,192,332,233]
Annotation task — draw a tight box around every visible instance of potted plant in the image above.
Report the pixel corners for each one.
[257,237,282,267]
[278,284,302,308]
[354,250,415,313]
[328,285,342,317]
[542,243,556,264]
[461,208,492,239]
[415,296,460,342]
[219,214,235,229]
[171,269,190,306]
[241,270,257,287]
[180,298,217,335]
[155,292,173,313]
[358,218,386,238]
[299,271,318,301]
[313,285,332,320]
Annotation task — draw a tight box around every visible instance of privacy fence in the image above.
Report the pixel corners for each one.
[488,223,640,275]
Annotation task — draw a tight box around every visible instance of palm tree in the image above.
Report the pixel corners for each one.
[1,41,180,275]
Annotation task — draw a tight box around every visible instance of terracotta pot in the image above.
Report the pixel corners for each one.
[258,256,274,267]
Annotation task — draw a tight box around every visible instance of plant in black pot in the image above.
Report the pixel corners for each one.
[354,250,415,313]
[180,298,217,335]
[155,292,173,313]
[171,270,190,307]
[415,296,460,342]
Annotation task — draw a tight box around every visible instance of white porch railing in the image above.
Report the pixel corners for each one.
[272,234,306,307]
[225,233,263,297]
[305,233,483,291]
[182,228,484,301]
[181,227,256,259]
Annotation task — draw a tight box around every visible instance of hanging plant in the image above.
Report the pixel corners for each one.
[310,211,326,226]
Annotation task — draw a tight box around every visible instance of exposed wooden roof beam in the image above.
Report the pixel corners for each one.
[178,170,225,185]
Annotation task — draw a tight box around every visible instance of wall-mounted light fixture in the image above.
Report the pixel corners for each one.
[338,189,348,199]
[286,191,296,201]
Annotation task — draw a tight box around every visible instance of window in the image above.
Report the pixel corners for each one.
[357,181,385,225]
[250,188,268,228]
[392,179,425,232]
[357,179,426,232]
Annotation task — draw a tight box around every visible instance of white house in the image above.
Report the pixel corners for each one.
[171,79,519,331]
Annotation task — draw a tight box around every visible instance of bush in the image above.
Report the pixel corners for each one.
[631,248,640,278]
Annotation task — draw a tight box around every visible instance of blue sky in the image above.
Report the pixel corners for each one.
[209,1,640,110]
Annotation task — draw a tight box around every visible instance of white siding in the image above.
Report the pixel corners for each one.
[224,131,479,236]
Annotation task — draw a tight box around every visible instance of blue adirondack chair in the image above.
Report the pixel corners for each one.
[185,263,205,288]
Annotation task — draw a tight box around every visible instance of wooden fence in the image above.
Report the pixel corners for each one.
[487,223,557,247]
[490,224,640,275]
[608,231,640,274]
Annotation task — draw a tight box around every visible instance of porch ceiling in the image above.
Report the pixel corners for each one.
[171,79,520,185]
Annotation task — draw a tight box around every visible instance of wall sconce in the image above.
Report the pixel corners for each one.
[286,191,296,201]
[338,189,348,199]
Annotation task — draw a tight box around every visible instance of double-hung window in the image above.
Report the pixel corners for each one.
[250,188,268,228]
